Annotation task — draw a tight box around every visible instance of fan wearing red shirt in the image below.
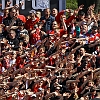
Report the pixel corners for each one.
[55,9,75,27]
[48,21,67,41]
[30,24,41,45]
[25,10,39,31]
[17,10,26,23]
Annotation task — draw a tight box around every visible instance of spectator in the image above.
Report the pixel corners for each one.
[40,8,55,32]
[36,10,41,19]
[7,29,19,50]
[3,8,21,26]
[17,9,26,23]
[52,8,58,17]
[25,10,40,31]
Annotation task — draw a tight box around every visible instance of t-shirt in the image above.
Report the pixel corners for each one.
[25,17,39,30]
[48,29,67,38]
[17,14,26,23]
[7,38,19,50]
[3,16,22,26]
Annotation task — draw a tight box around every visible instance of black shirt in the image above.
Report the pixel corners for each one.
[8,38,19,50]
[3,15,21,26]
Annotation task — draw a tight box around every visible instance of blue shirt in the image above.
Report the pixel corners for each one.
[40,15,55,32]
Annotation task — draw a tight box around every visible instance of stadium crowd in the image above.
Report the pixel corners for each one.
[0,1,100,100]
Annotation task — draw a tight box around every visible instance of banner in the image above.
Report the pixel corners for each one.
[0,0,66,16]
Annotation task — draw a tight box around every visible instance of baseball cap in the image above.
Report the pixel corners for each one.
[29,10,36,14]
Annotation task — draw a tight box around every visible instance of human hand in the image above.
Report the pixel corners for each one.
[6,1,11,6]
[42,20,46,24]
[65,9,71,13]
[78,5,84,11]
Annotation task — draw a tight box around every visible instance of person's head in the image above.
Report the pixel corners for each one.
[85,14,91,22]
[19,41,23,49]
[4,9,9,17]
[26,15,31,20]
[49,35,55,44]
[92,26,98,34]
[52,8,58,17]
[9,8,17,18]
[96,45,100,52]
[79,48,86,56]
[96,76,100,84]
[39,81,44,87]
[60,15,66,21]
[69,54,75,60]
[44,8,51,16]
[52,21,59,29]
[88,80,94,87]
[70,82,77,89]
[55,86,60,92]
[9,29,16,39]
[18,21,25,30]
[29,10,36,18]
[81,23,88,33]
[23,35,29,43]
[78,11,85,21]
[11,51,17,59]
[82,76,87,82]
[2,38,8,44]
[36,11,41,19]
[90,87,96,95]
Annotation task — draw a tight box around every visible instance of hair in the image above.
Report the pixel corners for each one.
[9,8,17,13]
[52,8,58,12]
[36,10,41,18]
[18,21,25,27]
[88,80,94,84]
[9,29,16,34]
[23,34,29,42]
[45,8,51,13]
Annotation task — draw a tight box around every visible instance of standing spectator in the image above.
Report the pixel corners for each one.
[7,29,19,50]
[40,8,55,32]
[3,8,21,26]
[17,9,26,23]
[36,10,41,19]
[52,8,58,17]
[25,10,40,31]
[3,9,9,19]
